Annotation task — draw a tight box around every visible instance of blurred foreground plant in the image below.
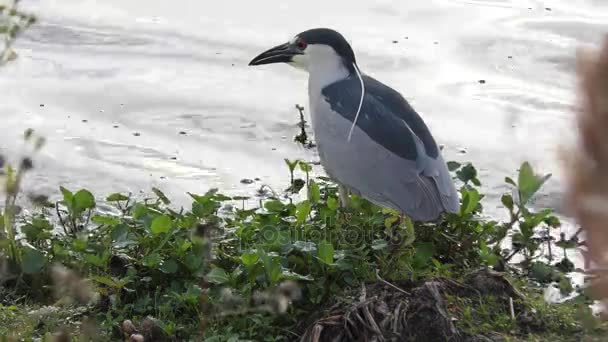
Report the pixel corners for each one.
[0,0,36,65]
[566,35,608,317]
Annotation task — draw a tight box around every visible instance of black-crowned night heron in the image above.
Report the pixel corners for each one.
[249,28,459,222]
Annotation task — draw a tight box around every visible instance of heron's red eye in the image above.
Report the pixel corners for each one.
[296,39,307,50]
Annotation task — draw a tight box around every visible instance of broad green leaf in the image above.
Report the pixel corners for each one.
[160,259,178,274]
[327,197,339,211]
[517,162,551,205]
[296,200,311,224]
[184,253,203,271]
[308,180,321,204]
[264,200,284,213]
[84,254,106,267]
[241,251,259,267]
[456,163,478,184]
[74,189,95,212]
[501,194,514,211]
[413,242,435,268]
[150,215,172,235]
[460,188,480,216]
[142,253,162,267]
[447,161,461,172]
[21,247,44,274]
[206,267,229,284]
[59,186,73,205]
[318,241,334,265]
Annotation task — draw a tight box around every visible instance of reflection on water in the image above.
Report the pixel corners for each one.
[1,0,607,219]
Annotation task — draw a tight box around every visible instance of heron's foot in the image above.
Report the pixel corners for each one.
[338,185,350,208]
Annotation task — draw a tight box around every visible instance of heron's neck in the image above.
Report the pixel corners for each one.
[307,57,352,92]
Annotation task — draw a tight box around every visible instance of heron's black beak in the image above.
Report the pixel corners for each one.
[248,42,300,66]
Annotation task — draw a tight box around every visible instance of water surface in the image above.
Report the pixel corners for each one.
[3,0,608,219]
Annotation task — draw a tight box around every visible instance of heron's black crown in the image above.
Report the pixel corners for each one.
[297,28,356,65]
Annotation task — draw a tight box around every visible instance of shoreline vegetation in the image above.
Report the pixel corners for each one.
[2,3,608,342]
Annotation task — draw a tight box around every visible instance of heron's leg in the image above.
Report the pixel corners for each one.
[338,184,350,208]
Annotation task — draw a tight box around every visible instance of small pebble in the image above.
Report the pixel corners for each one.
[39,104,44,107]
[179,131,187,135]
[271,148,277,151]
[433,41,439,45]
[507,56,513,59]
[458,148,468,154]
[240,178,254,185]
[170,156,177,160]
[133,132,140,136]
[478,80,486,84]
[392,40,398,44]
[82,119,88,123]
[254,177,261,181]
[160,176,166,180]
[545,7,552,11]
[113,125,119,128]
[404,37,409,40]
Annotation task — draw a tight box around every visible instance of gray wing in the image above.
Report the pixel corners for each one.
[321,75,459,219]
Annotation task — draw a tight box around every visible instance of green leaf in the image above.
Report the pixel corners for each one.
[150,215,172,235]
[296,200,311,224]
[74,189,95,212]
[60,186,73,205]
[160,259,178,274]
[92,215,120,226]
[447,161,461,172]
[318,241,335,265]
[529,262,557,283]
[460,188,480,216]
[309,180,321,204]
[327,197,339,211]
[456,163,478,184]
[413,242,435,268]
[241,251,259,267]
[517,162,551,205]
[21,247,44,274]
[284,158,299,172]
[501,194,514,211]
[93,276,118,287]
[299,162,312,173]
[399,217,416,247]
[206,267,229,284]
[84,254,106,267]
[152,187,171,205]
[504,177,517,187]
[143,253,162,267]
[264,200,284,213]
[106,193,129,202]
